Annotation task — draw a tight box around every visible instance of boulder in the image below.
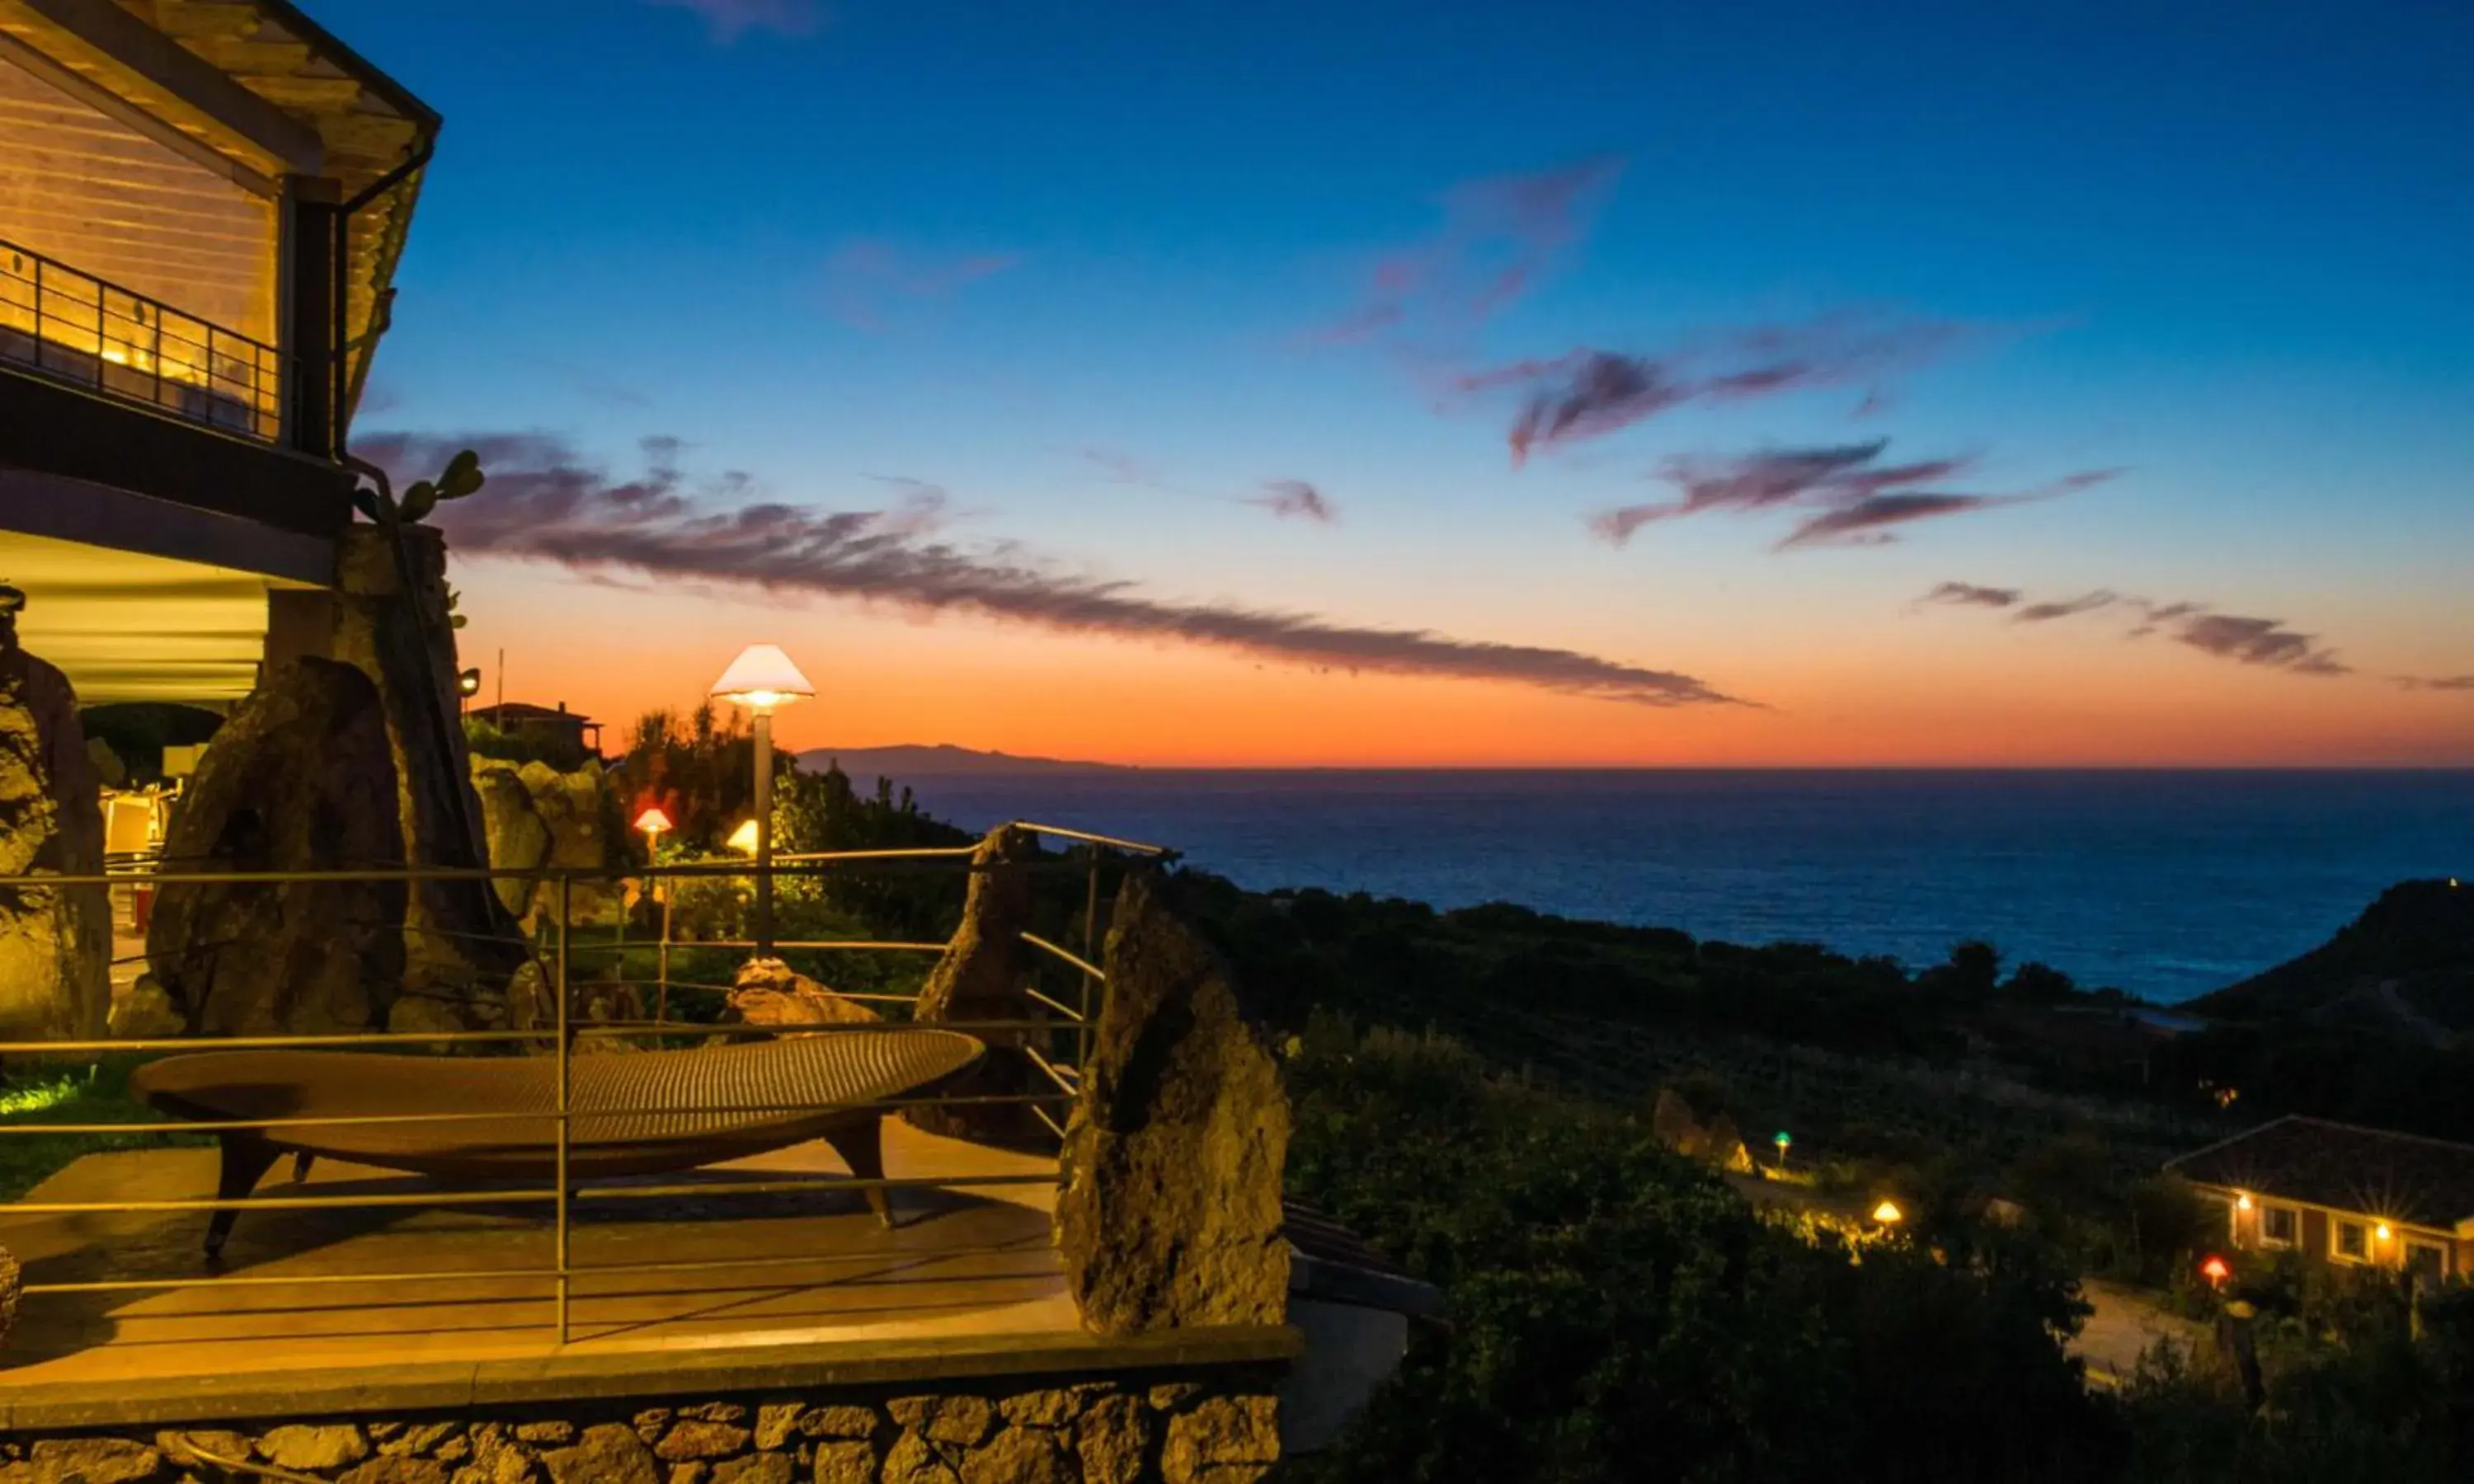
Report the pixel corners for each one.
[107,974,185,1040]
[471,763,549,917]
[1055,871,1291,1335]
[146,659,408,1035]
[1702,1112,1756,1174]
[1650,1086,1706,1160]
[903,824,1043,1145]
[517,759,618,923]
[729,957,880,1030]
[0,643,108,1042]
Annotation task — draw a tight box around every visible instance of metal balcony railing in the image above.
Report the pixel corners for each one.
[0,821,1168,1345]
[0,235,285,442]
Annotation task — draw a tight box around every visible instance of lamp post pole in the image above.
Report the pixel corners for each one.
[753,706,774,957]
[710,644,813,965]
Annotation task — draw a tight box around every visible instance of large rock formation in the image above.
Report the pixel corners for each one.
[331,526,523,1008]
[470,756,621,926]
[1054,870,1291,1336]
[0,643,109,1041]
[903,824,1043,1145]
[146,659,409,1035]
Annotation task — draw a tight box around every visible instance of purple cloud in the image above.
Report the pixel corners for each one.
[1921,582,2022,609]
[2015,590,2119,623]
[1591,441,2114,551]
[1305,155,1624,350]
[820,239,1019,331]
[2176,614,2351,675]
[1249,480,1336,524]
[366,431,1742,708]
[1475,312,1971,465]
[2396,674,2474,693]
[644,0,823,43]
[1921,583,2352,677]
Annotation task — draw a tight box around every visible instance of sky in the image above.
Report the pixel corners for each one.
[336,0,2474,766]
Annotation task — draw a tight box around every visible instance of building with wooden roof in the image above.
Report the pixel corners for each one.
[0,0,437,704]
[2166,1114,2474,1288]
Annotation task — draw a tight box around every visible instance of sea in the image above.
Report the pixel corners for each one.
[891,769,2474,1006]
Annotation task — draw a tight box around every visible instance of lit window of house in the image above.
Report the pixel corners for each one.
[2335,1219,2367,1260]
[2260,1205,2298,1246]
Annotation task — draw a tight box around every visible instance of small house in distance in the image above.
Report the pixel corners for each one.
[2166,1115,2474,1286]
[468,699,603,765]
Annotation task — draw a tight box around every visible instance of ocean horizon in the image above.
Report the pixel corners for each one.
[874,767,2474,1006]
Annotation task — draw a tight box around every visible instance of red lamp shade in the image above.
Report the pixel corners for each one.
[633,805,674,834]
[2199,1256,2231,1283]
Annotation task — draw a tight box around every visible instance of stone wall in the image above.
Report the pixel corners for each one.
[0,1370,1283,1484]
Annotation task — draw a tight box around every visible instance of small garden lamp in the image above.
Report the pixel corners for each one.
[710,645,813,955]
[1871,1200,1904,1226]
[2199,1255,2232,1289]
[633,805,673,853]
[727,819,760,854]
[1772,1130,1791,1172]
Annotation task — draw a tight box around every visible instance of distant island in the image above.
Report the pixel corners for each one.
[796,743,1131,777]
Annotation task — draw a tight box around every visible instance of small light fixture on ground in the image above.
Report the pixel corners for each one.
[711,645,815,955]
[2200,1255,2231,1287]
[727,819,760,854]
[1772,1130,1791,1170]
[1871,1200,1904,1225]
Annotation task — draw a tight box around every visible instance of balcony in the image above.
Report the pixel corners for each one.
[0,236,285,443]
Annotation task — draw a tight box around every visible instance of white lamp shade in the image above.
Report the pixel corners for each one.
[710,645,815,710]
[727,819,760,853]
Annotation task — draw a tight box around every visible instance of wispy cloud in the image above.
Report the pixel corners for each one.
[369,431,1741,707]
[1920,581,2353,678]
[1920,581,2022,609]
[2176,614,2350,676]
[1590,440,2115,552]
[820,239,1019,331]
[644,0,825,43]
[2014,589,2119,623]
[1247,480,1336,524]
[1305,155,1624,350]
[1468,312,1972,466]
[2396,674,2474,693]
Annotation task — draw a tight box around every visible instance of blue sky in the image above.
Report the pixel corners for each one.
[336,0,2474,763]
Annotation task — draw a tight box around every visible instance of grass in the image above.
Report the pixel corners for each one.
[0,1054,205,1202]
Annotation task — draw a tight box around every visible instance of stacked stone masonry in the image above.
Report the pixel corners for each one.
[0,1371,1282,1483]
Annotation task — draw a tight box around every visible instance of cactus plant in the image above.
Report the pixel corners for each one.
[395,447,484,524]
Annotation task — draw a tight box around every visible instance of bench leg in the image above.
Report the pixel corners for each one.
[821,1117,894,1228]
[292,1150,316,1183]
[205,1133,282,1261]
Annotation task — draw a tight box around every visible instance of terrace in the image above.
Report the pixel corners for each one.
[0,830,1382,1483]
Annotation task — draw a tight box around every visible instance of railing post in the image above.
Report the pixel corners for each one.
[554,871,572,1345]
[1079,848,1102,1071]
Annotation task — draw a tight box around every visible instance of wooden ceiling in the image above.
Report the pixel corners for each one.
[1,0,440,416]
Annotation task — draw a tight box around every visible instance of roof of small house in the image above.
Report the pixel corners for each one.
[1283,1200,1443,1318]
[475,702,595,726]
[2165,1115,2474,1231]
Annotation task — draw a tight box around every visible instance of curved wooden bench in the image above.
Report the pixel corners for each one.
[129,1029,985,1256]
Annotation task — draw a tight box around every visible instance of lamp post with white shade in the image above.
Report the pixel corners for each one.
[709,644,815,956]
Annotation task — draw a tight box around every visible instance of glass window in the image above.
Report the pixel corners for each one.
[2335,1220,2367,1259]
[2262,1206,2298,1246]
